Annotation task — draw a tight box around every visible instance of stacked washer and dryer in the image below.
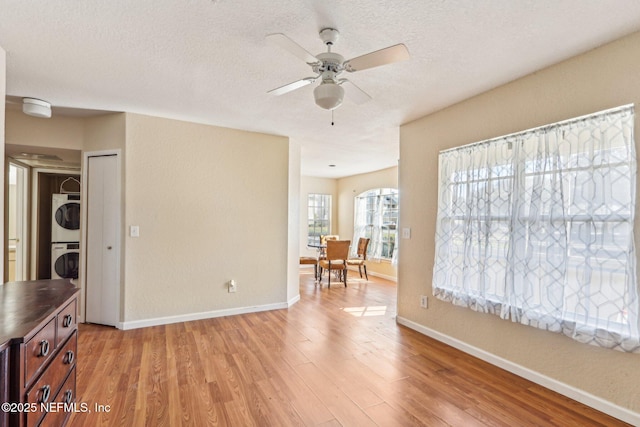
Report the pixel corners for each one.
[51,192,81,279]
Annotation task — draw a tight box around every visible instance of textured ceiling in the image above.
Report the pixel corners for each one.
[2,0,640,177]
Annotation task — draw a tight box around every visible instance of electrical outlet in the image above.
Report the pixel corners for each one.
[420,295,428,308]
[228,280,237,293]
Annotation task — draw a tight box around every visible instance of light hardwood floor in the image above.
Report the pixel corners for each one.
[69,270,630,426]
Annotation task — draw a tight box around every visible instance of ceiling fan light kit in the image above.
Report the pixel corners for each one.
[267,28,410,111]
[22,97,52,118]
[314,82,344,110]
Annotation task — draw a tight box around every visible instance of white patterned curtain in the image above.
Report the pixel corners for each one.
[433,105,639,352]
[368,194,385,260]
[352,189,398,261]
[352,196,369,258]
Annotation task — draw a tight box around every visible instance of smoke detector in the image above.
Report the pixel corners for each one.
[22,98,52,118]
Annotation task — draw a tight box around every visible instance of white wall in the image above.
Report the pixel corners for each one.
[399,31,640,423]
[123,114,290,325]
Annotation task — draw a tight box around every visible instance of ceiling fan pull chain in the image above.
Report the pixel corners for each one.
[331,109,335,126]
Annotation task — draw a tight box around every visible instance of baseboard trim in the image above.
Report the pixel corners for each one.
[367,270,397,282]
[120,302,289,330]
[288,294,300,307]
[396,316,640,426]
[346,266,397,282]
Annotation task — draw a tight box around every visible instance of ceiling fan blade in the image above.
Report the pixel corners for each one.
[344,43,410,72]
[266,33,318,64]
[268,77,317,96]
[340,79,371,105]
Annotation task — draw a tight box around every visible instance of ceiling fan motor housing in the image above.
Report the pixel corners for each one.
[314,52,345,82]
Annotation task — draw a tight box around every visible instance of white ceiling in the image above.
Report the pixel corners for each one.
[2,1,640,178]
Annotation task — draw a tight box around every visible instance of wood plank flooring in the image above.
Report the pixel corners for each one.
[69,271,631,426]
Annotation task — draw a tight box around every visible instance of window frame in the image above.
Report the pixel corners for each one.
[307,193,331,246]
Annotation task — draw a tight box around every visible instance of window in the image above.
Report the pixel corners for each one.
[308,194,331,246]
[353,188,398,260]
[433,105,639,352]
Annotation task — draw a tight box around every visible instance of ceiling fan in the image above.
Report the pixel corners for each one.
[266,28,410,111]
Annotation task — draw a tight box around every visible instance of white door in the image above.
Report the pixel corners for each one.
[85,154,120,326]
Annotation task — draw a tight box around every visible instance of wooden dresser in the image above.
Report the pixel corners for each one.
[0,280,80,427]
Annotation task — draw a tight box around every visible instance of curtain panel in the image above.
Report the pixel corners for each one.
[352,188,398,261]
[432,104,639,352]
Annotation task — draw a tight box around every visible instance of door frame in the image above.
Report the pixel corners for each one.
[29,167,81,280]
[5,159,30,282]
[80,149,122,326]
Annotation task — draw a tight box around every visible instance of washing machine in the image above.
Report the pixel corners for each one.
[51,243,80,279]
[51,193,81,243]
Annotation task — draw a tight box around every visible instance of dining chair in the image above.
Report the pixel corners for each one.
[346,237,370,280]
[319,235,339,259]
[299,256,318,280]
[320,235,339,243]
[318,239,350,288]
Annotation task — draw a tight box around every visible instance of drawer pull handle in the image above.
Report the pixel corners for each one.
[63,389,73,405]
[65,350,75,364]
[63,314,73,328]
[40,385,51,404]
[39,340,50,357]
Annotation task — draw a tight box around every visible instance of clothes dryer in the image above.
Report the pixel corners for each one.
[51,242,80,279]
[51,193,81,242]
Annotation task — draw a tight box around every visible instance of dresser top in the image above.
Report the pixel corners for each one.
[0,279,80,350]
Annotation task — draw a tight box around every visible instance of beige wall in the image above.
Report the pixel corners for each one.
[338,166,398,280]
[83,113,126,152]
[123,114,290,322]
[5,109,84,150]
[0,46,5,281]
[399,31,640,421]
[4,109,293,324]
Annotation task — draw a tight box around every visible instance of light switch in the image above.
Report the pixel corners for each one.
[402,227,411,239]
[130,225,140,238]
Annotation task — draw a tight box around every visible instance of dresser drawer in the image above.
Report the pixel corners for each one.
[25,333,77,427]
[39,367,76,427]
[56,300,77,346]
[25,317,56,387]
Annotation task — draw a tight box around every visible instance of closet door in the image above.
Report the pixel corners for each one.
[85,154,119,326]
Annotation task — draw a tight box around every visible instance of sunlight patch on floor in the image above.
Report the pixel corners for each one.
[342,306,388,317]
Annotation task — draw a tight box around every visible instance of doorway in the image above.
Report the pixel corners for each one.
[32,170,81,280]
[4,144,82,283]
[6,161,28,281]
